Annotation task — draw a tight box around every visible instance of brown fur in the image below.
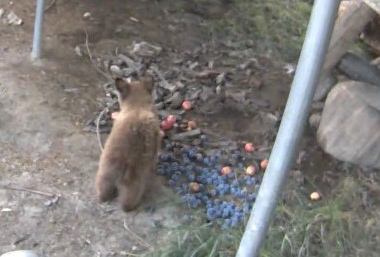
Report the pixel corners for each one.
[95,77,160,212]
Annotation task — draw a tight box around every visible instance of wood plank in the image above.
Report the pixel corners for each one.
[362,0,380,14]
[314,0,376,101]
[324,0,375,71]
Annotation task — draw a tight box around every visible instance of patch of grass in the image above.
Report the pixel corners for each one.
[143,174,380,257]
[142,222,243,257]
[263,175,380,257]
[208,0,312,61]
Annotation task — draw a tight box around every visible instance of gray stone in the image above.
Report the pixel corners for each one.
[109,65,123,77]
[122,68,135,77]
[165,91,183,109]
[309,113,321,130]
[317,81,380,168]
[172,129,201,140]
[338,52,380,86]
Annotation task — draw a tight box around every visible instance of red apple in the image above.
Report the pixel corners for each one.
[221,166,232,175]
[182,100,192,110]
[244,143,255,152]
[161,120,173,131]
[166,115,176,125]
[260,158,268,170]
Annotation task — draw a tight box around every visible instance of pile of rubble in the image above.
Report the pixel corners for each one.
[80,39,276,226]
[82,39,275,134]
[311,1,380,169]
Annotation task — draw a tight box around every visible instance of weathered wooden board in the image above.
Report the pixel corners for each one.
[363,0,380,14]
[324,0,376,72]
[314,0,376,101]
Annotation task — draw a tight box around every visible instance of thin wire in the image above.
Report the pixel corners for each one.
[96,108,108,151]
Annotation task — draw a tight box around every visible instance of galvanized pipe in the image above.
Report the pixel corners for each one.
[235,0,341,256]
[31,0,45,60]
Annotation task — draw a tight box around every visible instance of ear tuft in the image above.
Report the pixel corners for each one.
[140,76,154,93]
[114,78,130,98]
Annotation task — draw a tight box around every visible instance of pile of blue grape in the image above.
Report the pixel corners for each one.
[157,138,266,228]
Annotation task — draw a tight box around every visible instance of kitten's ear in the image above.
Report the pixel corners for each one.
[141,75,154,94]
[114,78,130,98]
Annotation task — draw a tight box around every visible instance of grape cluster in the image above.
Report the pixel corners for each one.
[157,139,264,228]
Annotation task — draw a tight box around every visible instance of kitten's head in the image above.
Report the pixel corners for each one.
[114,76,154,108]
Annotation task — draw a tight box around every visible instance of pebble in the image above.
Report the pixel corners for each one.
[309,113,321,130]
[83,12,91,19]
[6,11,23,26]
[74,46,83,57]
[216,73,226,85]
[132,41,162,57]
[166,92,183,109]
[122,68,135,78]
[110,65,123,76]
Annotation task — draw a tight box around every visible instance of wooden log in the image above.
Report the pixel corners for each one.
[313,0,376,101]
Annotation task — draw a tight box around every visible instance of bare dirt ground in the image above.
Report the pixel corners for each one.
[0,0,339,256]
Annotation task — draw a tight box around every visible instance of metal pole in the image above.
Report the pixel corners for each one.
[236,0,341,256]
[31,0,45,60]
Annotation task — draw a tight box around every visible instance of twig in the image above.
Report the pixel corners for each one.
[96,108,108,151]
[123,219,151,249]
[44,0,56,12]
[84,29,114,152]
[0,185,57,197]
[83,28,113,82]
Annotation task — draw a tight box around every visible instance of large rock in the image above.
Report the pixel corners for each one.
[317,81,380,169]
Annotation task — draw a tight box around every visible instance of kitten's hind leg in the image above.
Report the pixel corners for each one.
[95,169,118,202]
[117,176,146,212]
